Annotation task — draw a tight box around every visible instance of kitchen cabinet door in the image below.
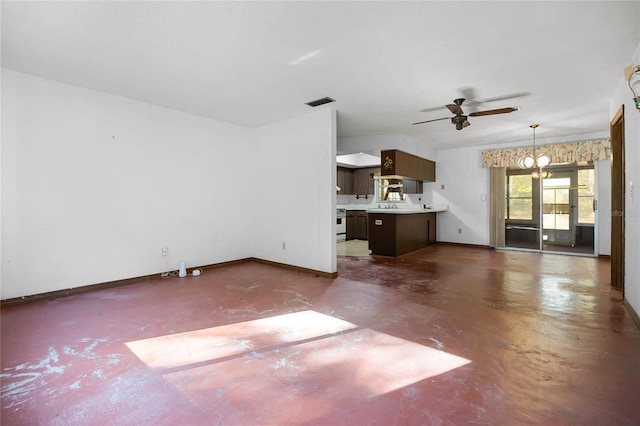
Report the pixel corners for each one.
[354,167,379,196]
[381,150,436,182]
[356,211,368,239]
[346,210,368,240]
[346,211,356,240]
[337,167,354,195]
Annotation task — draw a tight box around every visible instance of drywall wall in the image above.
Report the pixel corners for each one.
[1,70,255,299]
[1,69,337,299]
[251,108,337,274]
[427,147,489,245]
[611,41,640,316]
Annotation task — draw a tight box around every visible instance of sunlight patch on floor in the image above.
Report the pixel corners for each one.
[126,310,471,399]
[125,310,358,371]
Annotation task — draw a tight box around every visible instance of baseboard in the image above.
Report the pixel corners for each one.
[1,257,336,309]
[437,241,493,250]
[624,298,640,330]
[250,258,338,279]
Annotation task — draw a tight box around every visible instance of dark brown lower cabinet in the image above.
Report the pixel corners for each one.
[368,212,436,256]
[427,213,437,245]
[346,210,368,240]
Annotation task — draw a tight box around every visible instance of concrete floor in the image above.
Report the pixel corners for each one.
[2,244,639,425]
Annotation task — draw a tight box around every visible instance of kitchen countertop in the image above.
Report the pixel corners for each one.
[366,206,448,214]
[338,204,448,214]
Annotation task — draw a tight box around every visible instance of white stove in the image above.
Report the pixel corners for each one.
[336,208,346,241]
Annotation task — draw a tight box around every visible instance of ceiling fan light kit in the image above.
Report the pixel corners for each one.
[627,64,640,111]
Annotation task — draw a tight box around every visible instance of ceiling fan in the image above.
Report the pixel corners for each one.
[412,98,520,130]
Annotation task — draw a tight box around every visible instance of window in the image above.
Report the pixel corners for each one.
[577,169,595,224]
[507,174,533,220]
[375,178,405,203]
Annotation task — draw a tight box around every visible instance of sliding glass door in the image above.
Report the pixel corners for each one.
[505,164,596,255]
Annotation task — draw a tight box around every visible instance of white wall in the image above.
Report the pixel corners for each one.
[1,69,253,299]
[611,41,640,316]
[1,69,336,299]
[251,108,337,274]
[427,147,489,245]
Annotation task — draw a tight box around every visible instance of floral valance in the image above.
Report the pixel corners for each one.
[482,139,610,168]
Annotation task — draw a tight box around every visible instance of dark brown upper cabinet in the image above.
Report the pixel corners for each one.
[336,167,354,195]
[380,149,436,182]
[337,166,379,196]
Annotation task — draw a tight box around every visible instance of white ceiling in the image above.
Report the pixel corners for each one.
[2,1,639,152]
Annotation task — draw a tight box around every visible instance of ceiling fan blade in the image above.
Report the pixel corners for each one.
[412,116,452,125]
[457,87,530,105]
[473,92,530,104]
[459,87,478,104]
[419,105,447,113]
[446,103,464,115]
[469,107,519,117]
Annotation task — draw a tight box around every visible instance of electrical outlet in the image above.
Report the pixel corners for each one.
[282,242,286,250]
[458,228,462,234]
[161,246,168,256]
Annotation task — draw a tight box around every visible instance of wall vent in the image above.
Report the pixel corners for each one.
[305,97,335,107]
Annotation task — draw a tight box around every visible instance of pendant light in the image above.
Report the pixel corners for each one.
[518,124,552,178]
[532,169,553,179]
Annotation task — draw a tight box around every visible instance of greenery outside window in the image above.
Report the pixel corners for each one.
[507,173,533,220]
[577,169,595,224]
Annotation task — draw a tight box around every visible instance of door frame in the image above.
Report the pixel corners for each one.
[610,105,625,293]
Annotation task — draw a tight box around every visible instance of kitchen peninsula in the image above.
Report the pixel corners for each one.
[367,205,448,257]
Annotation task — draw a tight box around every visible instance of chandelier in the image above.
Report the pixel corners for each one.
[518,124,553,179]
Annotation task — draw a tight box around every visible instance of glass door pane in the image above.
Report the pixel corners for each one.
[505,171,540,250]
[542,176,572,247]
[540,168,596,255]
[574,168,596,254]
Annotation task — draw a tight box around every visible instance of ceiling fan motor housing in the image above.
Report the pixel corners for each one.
[451,115,468,130]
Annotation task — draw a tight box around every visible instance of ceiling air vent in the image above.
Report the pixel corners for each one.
[305,97,335,107]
